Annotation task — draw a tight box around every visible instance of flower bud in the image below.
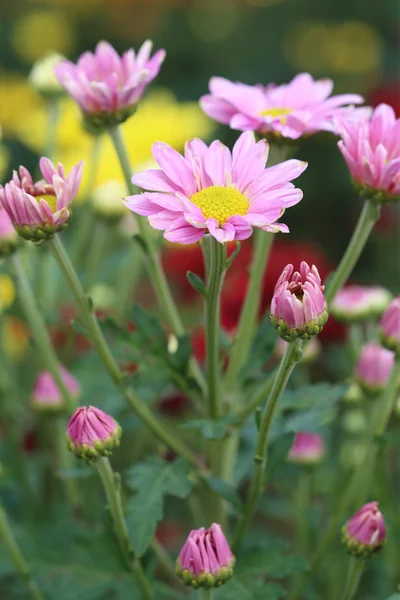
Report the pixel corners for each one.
[379,296,400,356]
[342,382,364,404]
[355,342,394,395]
[274,336,321,364]
[270,262,328,342]
[332,285,392,323]
[66,406,121,459]
[342,502,386,558]
[28,52,66,97]
[287,432,325,465]
[0,204,18,258]
[91,180,126,222]
[341,409,367,435]
[176,523,235,589]
[31,365,80,412]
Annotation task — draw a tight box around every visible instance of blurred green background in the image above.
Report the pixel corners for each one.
[0,0,399,288]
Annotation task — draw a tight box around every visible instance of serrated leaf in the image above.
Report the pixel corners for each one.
[186,271,206,297]
[180,416,238,439]
[202,476,243,512]
[131,304,168,351]
[125,457,193,556]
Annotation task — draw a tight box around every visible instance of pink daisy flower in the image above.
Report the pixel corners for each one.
[200,73,364,140]
[338,103,400,203]
[124,131,307,244]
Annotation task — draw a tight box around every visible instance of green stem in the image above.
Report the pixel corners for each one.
[85,219,111,287]
[235,371,275,425]
[49,235,199,467]
[115,241,144,320]
[94,458,153,600]
[107,125,206,396]
[203,235,226,419]
[225,230,274,395]
[325,201,380,305]
[231,339,303,553]
[200,590,213,600]
[294,470,312,554]
[150,537,177,582]
[10,253,75,415]
[339,558,365,600]
[0,503,45,600]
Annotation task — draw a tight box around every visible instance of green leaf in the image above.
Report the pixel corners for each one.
[168,334,192,375]
[125,457,193,556]
[202,476,243,512]
[180,415,238,439]
[264,432,295,481]
[212,579,285,600]
[186,271,206,297]
[386,596,400,600]
[131,304,168,352]
[240,318,277,381]
[237,547,309,578]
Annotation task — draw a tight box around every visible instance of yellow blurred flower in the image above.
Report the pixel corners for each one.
[0,75,45,135]
[2,316,30,362]
[12,10,75,63]
[0,275,15,312]
[16,88,215,195]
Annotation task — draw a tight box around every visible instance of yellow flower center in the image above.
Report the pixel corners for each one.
[260,107,293,125]
[37,194,57,212]
[191,186,249,226]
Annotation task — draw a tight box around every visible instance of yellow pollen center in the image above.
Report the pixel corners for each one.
[37,194,57,213]
[260,107,293,125]
[191,186,249,226]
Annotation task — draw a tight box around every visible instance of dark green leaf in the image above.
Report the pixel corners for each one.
[202,476,243,512]
[181,415,238,439]
[264,432,295,481]
[240,319,277,382]
[125,457,193,556]
[237,548,309,578]
[213,579,285,600]
[186,271,206,297]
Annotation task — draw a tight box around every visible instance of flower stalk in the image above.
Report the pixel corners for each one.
[338,558,365,600]
[94,457,153,600]
[0,503,45,600]
[232,338,303,552]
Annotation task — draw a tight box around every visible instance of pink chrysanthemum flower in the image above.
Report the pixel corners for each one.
[342,502,386,558]
[31,365,80,412]
[54,40,165,132]
[176,523,234,588]
[0,158,83,242]
[332,285,392,323]
[379,296,400,356]
[338,103,400,203]
[0,203,18,257]
[200,73,364,140]
[125,131,307,244]
[288,432,325,465]
[270,261,328,341]
[355,341,394,395]
[66,406,121,459]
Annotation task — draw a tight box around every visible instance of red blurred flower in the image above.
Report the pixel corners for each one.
[158,391,190,417]
[368,82,400,116]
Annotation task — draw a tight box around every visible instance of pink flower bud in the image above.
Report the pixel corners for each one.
[270,261,328,341]
[176,523,235,588]
[288,432,325,465]
[0,159,83,242]
[338,103,400,204]
[332,285,392,323]
[379,296,400,356]
[31,365,80,411]
[354,342,394,395]
[54,41,165,133]
[342,502,386,557]
[66,406,121,459]
[0,204,18,257]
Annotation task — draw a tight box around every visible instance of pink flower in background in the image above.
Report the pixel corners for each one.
[342,502,386,557]
[288,432,325,465]
[67,406,121,459]
[270,261,328,341]
[331,285,392,323]
[0,158,83,241]
[31,365,80,411]
[54,40,165,130]
[176,523,235,588]
[0,204,18,256]
[125,131,307,244]
[200,73,364,139]
[338,103,400,203]
[355,341,394,394]
[379,296,400,355]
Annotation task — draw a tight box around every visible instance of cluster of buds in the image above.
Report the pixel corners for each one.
[176,523,235,589]
[66,406,121,459]
[342,502,386,558]
[354,342,394,395]
[379,296,400,356]
[270,262,328,342]
[31,365,80,412]
[332,285,392,323]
